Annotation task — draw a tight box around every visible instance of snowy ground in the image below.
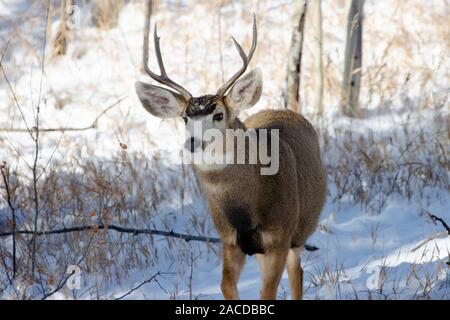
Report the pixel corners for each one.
[0,0,449,299]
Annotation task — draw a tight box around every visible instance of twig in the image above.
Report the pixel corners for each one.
[35,96,128,181]
[0,164,17,278]
[1,137,33,170]
[0,36,32,139]
[189,252,201,300]
[0,61,33,140]
[413,214,450,265]
[115,271,162,300]
[0,38,10,63]
[429,214,450,235]
[41,269,76,300]
[31,4,50,276]
[41,230,96,300]
[36,115,71,181]
[0,96,128,133]
[0,245,19,299]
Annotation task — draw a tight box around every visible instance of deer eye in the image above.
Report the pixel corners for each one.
[183,117,188,124]
[213,113,224,122]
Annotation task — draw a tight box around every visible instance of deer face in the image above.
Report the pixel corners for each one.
[135,14,260,154]
[182,95,228,153]
[136,68,262,153]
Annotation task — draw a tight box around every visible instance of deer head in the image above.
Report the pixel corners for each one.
[135,7,262,154]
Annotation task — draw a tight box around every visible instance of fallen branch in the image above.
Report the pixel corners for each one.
[0,223,319,251]
[0,224,221,243]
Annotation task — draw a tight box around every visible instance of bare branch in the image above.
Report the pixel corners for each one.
[0,224,319,251]
[0,96,128,133]
[0,164,17,278]
[429,214,450,235]
[115,271,165,300]
[0,224,221,243]
[0,245,20,299]
[0,62,34,140]
[0,37,11,63]
[41,232,96,300]
[31,4,50,276]
[41,269,76,300]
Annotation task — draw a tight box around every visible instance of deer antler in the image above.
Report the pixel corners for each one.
[142,0,192,101]
[216,14,258,98]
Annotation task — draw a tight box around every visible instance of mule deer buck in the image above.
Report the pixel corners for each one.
[135,6,327,300]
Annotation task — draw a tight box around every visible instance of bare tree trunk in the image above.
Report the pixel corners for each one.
[51,0,75,57]
[312,0,324,115]
[284,0,308,112]
[340,0,364,117]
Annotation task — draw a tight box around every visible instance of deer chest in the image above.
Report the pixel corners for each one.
[224,206,264,256]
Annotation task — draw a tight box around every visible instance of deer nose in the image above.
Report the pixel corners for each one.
[185,137,201,153]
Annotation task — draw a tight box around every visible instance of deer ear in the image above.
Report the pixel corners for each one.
[135,82,187,118]
[225,68,262,112]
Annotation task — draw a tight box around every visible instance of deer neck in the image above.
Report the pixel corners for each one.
[230,117,246,131]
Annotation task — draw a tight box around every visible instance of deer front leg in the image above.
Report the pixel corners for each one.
[260,244,290,300]
[287,247,303,300]
[221,244,246,300]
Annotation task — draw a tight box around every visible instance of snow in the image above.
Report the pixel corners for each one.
[0,0,449,300]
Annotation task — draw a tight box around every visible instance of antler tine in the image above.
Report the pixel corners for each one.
[153,24,167,77]
[217,13,258,97]
[142,0,192,101]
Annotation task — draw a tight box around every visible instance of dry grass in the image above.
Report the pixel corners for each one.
[0,150,216,299]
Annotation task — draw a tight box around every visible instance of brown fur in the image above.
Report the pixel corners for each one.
[287,247,304,300]
[195,109,327,299]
